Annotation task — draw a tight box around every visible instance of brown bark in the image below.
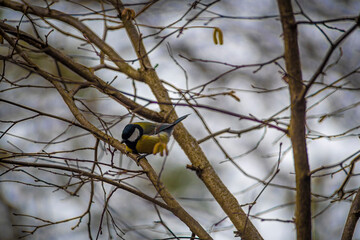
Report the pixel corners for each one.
[109,1,263,239]
[277,0,312,239]
[0,23,212,240]
[341,187,360,240]
[0,0,264,238]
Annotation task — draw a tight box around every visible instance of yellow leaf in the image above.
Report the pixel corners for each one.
[213,27,224,45]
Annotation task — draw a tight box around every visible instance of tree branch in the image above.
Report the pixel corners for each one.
[277,0,311,239]
[0,25,212,240]
[300,21,360,99]
[341,187,360,240]
[0,158,169,210]
[0,0,141,80]
[0,21,161,121]
[107,0,264,239]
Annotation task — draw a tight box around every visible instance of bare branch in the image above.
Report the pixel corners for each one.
[277,0,311,239]
[342,187,360,240]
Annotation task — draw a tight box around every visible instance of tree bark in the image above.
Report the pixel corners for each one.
[0,22,213,240]
[341,187,360,240]
[110,1,264,239]
[277,0,312,239]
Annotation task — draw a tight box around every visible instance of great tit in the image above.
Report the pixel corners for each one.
[121,114,189,156]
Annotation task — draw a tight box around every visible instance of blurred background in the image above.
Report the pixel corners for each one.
[1,0,360,239]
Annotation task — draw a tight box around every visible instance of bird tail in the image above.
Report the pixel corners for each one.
[171,114,190,126]
[157,114,190,134]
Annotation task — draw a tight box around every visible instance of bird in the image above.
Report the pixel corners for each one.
[121,114,189,157]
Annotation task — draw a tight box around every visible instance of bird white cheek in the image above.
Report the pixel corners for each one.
[128,128,140,142]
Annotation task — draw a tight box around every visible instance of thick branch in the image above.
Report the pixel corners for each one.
[0,0,141,80]
[0,21,161,121]
[108,1,263,239]
[277,0,311,239]
[341,188,360,240]
[0,27,212,240]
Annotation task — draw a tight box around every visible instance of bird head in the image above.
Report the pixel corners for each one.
[121,124,143,147]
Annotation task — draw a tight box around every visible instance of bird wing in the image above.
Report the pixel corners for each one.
[134,122,157,135]
[136,114,189,135]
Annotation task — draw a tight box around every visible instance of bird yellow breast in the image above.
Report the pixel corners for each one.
[136,133,169,154]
